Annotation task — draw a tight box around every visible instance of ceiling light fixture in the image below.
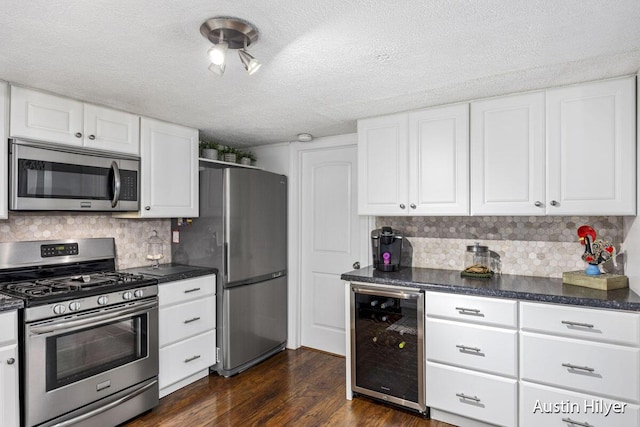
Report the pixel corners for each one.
[200,17,261,77]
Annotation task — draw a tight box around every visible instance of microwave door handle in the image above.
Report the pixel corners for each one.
[111,161,121,208]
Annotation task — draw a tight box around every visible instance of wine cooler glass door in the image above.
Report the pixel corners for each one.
[350,284,425,413]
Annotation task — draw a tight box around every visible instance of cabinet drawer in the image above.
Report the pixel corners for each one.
[426,292,517,328]
[520,381,640,427]
[159,275,215,307]
[520,302,640,346]
[426,362,517,427]
[0,310,17,344]
[159,330,216,390]
[426,318,517,377]
[521,332,640,403]
[159,296,215,346]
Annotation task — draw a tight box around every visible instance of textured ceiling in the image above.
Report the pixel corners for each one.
[1,1,639,147]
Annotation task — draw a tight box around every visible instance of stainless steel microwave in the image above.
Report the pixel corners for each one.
[9,139,140,212]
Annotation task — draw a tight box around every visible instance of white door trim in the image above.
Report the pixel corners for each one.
[288,133,371,350]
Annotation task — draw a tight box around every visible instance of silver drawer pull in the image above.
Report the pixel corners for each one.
[184,317,201,324]
[561,417,593,427]
[455,306,482,316]
[456,344,482,353]
[184,288,201,294]
[456,393,481,402]
[561,320,595,329]
[184,355,201,363]
[562,363,595,373]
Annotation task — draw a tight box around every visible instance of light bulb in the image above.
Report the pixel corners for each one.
[238,49,262,75]
[208,42,228,65]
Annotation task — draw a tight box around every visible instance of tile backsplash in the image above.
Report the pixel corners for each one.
[0,212,171,270]
[377,216,624,278]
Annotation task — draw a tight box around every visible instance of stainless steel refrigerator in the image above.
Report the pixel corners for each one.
[171,164,287,377]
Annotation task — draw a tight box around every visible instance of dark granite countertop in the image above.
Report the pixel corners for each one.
[122,263,217,284]
[0,294,23,312]
[341,266,640,311]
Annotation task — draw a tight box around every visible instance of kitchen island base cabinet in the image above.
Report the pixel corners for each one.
[0,310,18,427]
[520,381,640,427]
[158,274,216,398]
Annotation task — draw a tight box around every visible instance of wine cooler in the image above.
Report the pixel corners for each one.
[350,283,426,414]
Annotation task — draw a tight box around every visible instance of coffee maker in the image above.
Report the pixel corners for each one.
[371,227,403,272]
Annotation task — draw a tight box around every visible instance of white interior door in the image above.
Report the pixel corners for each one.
[300,141,368,355]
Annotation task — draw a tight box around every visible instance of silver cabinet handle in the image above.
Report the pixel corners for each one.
[561,320,595,329]
[410,203,416,209]
[75,132,82,138]
[145,206,151,211]
[353,261,360,269]
[534,201,542,207]
[88,134,96,140]
[562,363,595,373]
[184,355,201,363]
[456,344,482,353]
[455,307,482,316]
[562,418,593,427]
[399,204,406,209]
[6,358,15,365]
[456,393,481,402]
[550,200,559,207]
[183,317,201,324]
[184,288,201,294]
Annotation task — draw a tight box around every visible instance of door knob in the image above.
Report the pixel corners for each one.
[399,204,406,209]
[6,358,15,365]
[353,261,360,269]
[534,201,542,207]
[75,132,82,138]
[550,200,559,207]
[88,134,96,140]
[145,206,151,211]
[410,203,416,209]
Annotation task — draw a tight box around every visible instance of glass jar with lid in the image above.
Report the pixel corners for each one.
[462,242,491,273]
[146,230,164,269]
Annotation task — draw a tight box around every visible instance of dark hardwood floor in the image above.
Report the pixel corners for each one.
[123,347,454,426]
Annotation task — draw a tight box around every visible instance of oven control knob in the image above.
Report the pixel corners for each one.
[53,304,66,315]
[68,301,81,311]
[97,296,109,305]
[134,289,144,298]
[123,291,133,300]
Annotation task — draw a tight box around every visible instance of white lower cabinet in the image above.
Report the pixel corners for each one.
[519,301,640,426]
[0,311,19,427]
[158,274,216,398]
[425,292,518,427]
[520,381,640,427]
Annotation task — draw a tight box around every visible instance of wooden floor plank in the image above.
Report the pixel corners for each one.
[122,348,454,426]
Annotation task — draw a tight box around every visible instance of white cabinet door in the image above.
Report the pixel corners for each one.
[139,117,199,218]
[357,113,409,215]
[546,76,636,215]
[83,104,140,155]
[0,82,8,219]
[408,104,469,215]
[10,86,83,146]
[470,91,546,215]
[0,344,18,427]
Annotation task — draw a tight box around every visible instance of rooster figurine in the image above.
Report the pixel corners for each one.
[577,225,616,275]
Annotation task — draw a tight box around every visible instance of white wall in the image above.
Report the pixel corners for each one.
[251,142,290,175]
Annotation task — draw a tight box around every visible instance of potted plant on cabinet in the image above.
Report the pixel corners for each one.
[240,151,255,166]
[199,140,219,160]
[221,146,238,163]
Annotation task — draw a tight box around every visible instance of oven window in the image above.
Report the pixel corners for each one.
[46,314,148,391]
[18,159,113,200]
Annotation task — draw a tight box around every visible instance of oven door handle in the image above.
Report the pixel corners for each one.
[50,379,157,427]
[29,300,157,335]
[111,161,121,208]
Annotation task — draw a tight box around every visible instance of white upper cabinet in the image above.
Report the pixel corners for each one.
[471,76,636,216]
[470,91,546,215]
[138,117,198,218]
[10,86,140,155]
[0,82,8,220]
[546,76,636,215]
[358,104,469,216]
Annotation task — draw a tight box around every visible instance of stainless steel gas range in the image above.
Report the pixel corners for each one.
[0,238,159,427]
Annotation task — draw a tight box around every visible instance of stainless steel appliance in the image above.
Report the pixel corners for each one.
[371,227,403,272]
[350,283,426,414]
[0,238,159,427]
[9,139,140,212]
[172,164,287,377]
